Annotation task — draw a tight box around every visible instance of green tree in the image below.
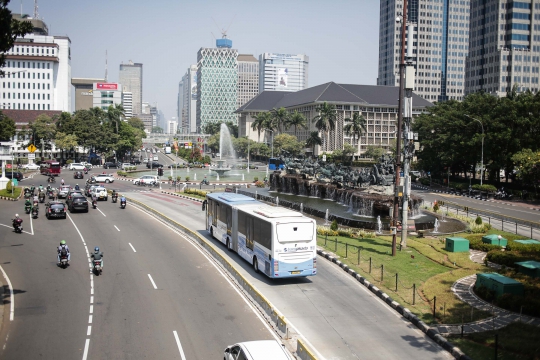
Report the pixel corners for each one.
[206,133,220,153]
[106,104,124,133]
[512,149,540,188]
[287,111,308,137]
[343,112,366,148]
[271,107,289,134]
[26,114,57,151]
[152,126,164,133]
[312,102,337,149]
[54,132,78,161]
[0,112,15,141]
[364,145,386,160]
[305,131,322,157]
[0,4,33,76]
[128,117,146,131]
[251,112,271,142]
[342,143,356,164]
[273,133,303,156]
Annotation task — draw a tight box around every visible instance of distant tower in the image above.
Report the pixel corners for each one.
[33,0,39,19]
[105,50,108,82]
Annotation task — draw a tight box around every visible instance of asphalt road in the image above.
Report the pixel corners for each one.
[126,191,452,360]
[0,179,276,359]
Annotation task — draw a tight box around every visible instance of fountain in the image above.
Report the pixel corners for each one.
[219,123,237,161]
[276,196,279,207]
[376,216,382,234]
[300,203,304,213]
[216,174,220,181]
[194,173,197,180]
[433,218,440,233]
[242,174,245,181]
[325,209,330,225]
[255,191,258,199]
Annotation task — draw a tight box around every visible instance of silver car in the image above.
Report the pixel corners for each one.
[58,185,71,198]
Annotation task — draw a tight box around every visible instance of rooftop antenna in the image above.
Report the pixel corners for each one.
[20,0,22,17]
[33,0,39,19]
[105,50,108,82]
[212,14,236,39]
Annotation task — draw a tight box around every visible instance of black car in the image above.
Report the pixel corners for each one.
[45,201,67,219]
[130,159,141,165]
[5,171,23,181]
[146,162,163,169]
[103,162,119,169]
[74,171,84,179]
[66,194,89,212]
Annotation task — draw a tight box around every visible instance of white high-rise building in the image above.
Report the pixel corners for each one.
[92,82,122,110]
[168,119,178,134]
[119,61,143,115]
[238,54,259,110]
[0,15,71,111]
[377,0,470,102]
[259,53,308,92]
[122,91,133,118]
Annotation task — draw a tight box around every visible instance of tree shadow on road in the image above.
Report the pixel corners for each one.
[2,285,27,304]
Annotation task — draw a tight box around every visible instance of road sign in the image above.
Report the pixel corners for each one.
[27,144,37,153]
[27,153,36,159]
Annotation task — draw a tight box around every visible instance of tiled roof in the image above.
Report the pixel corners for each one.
[236,82,433,112]
[2,110,62,128]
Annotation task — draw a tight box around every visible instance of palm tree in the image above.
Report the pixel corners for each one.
[312,102,337,150]
[106,104,125,134]
[343,112,367,151]
[305,131,322,157]
[287,111,308,137]
[252,112,271,142]
[271,107,289,134]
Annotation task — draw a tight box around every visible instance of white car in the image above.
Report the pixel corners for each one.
[224,341,292,360]
[143,158,149,163]
[69,163,86,171]
[121,163,132,170]
[22,163,40,170]
[134,175,158,185]
[93,174,115,183]
[91,186,108,200]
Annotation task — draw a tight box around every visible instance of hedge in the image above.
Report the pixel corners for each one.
[485,250,540,267]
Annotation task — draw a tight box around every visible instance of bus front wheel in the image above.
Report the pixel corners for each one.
[253,257,259,273]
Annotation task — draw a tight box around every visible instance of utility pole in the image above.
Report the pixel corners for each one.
[392,0,407,257]
[400,24,417,250]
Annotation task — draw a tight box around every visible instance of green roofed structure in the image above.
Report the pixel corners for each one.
[482,234,507,247]
[514,239,540,245]
[515,261,540,278]
[445,237,469,252]
[475,273,524,297]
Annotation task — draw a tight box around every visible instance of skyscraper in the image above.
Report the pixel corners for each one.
[181,65,197,133]
[238,54,259,109]
[465,0,539,96]
[377,0,470,102]
[196,38,238,131]
[259,53,309,92]
[119,61,143,115]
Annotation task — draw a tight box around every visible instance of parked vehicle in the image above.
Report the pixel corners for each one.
[5,171,23,181]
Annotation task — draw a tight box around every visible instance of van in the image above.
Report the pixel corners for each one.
[224,340,292,360]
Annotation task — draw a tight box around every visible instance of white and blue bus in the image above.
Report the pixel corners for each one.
[203,193,317,278]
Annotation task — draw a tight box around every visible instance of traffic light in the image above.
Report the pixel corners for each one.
[158,168,163,176]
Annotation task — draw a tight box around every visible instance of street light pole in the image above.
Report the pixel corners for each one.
[465,115,484,185]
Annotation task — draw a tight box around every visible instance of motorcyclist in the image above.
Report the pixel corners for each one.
[112,190,118,201]
[12,214,23,229]
[120,194,126,204]
[91,247,103,270]
[48,175,55,183]
[57,240,70,265]
[30,185,36,194]
[91,193,97,207]
[60,178,65,186]
[39,184,44,193]
[75,184,80,191]
[25,198,32,210]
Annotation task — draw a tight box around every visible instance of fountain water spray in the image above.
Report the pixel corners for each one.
[219,123,237,161]
[433,218,440,233]
[194,173,197,180]
[187,167,190,173]
[440,211,446,222]
[376,215,382,234]
[325,209,330,225]
[276,197,279,207]
[255,191,258,199]
[242,174,245,181]
[300,203,303,213]
[216,174,220,181]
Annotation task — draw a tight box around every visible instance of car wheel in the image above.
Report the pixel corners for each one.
[105,179,110,183]
[85,208,89,213]
[105,197,108,201]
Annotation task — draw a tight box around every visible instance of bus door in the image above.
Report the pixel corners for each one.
[244,216,254,261]
[212,202,218,227]
[231,207,238,250]
[226,206,232,236]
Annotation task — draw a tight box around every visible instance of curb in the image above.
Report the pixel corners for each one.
[160,191,204,203]
[113,175,250,187]
[316,249,472,360]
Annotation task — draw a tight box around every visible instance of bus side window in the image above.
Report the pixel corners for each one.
[246,216,254,250]
[226,207,232,234]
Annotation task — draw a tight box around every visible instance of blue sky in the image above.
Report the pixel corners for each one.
[10,0,380,120]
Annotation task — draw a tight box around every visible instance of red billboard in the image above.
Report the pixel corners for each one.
[96,83,118,90]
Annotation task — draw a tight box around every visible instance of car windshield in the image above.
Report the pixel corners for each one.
[50,204,64,209]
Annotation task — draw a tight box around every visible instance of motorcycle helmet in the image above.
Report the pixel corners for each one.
[60,240,66,245]
[94,246,100,253]
[15,213,19,218]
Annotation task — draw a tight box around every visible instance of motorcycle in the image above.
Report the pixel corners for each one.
[48,176,55,183]
[200,179,209,186]
[93,259,103,275]
[92,199,97,209]
[112,195,118,203]
[31,207,38,219]
[120,199,126,209]
[83,167,89,174]
[12,219,23,233]
[38,192,46,203]
[59,254,69,268]
[25,203,32,214]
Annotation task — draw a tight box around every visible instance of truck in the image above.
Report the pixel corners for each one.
[165,146,171,154]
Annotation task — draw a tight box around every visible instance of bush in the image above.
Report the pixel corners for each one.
[176,176,181,182]
[419,177,430,186]
[185,176,190,181]
[330,219,338,231]
[255,180,265,188]
[433,203,439,212]
[66,159,73,165]
[168,176,173,181]
[472,184,497,192]
[253,176,259,182]
[6,179,12,192]
[317,226,338,236]
[475,216,482,225]
[183,188,207,197]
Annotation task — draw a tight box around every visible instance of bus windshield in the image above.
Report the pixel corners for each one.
[276,222,314,243]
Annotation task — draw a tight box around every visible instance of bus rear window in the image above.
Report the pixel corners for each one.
[276,222,313,243]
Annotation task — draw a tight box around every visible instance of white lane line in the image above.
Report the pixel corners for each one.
[173,331,187,360]
[90,296,94,304]
[88,315,93,324]
[129,243,137,252]
[0,223,32,235]
[96,207,106,217]
[114,225,120,231]
[0,265,15,321]
[29,212,34,235]
[82,339,90,360]
[89,305,93,314]
[147,274,158,289]
[87,326,92,336]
